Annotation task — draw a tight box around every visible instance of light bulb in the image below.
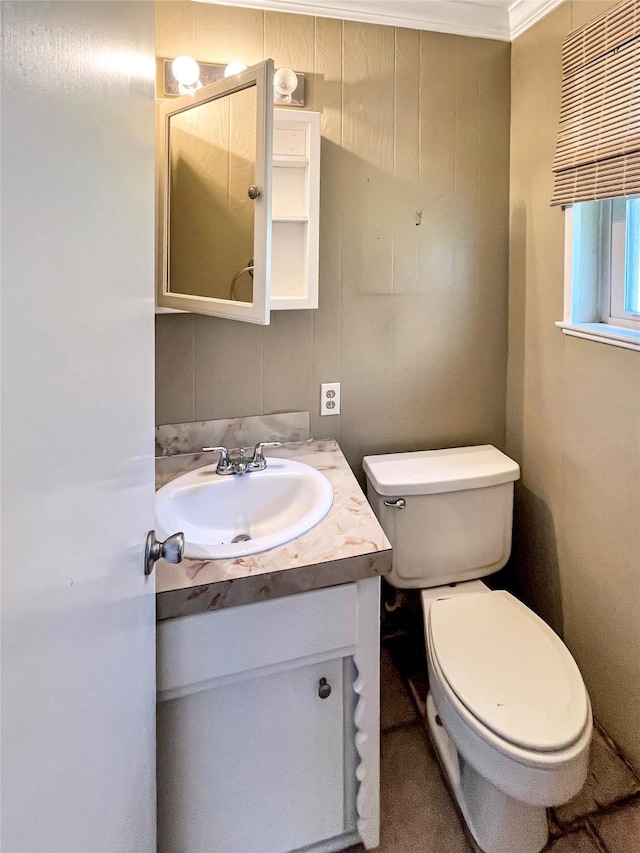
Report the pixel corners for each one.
[274,67,298,97]
[224,61,248,78]
[171,55,200,86]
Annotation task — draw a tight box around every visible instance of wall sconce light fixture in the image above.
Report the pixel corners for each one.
[223,61,248,78]
[171,55,203,94]
[161,57,305,106]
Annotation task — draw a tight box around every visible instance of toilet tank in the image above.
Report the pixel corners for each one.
[363,446,520,589]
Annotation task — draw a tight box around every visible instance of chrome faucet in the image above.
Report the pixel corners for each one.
[202,441,282,476]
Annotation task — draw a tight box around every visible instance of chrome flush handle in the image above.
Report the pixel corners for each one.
[383,498,406,509]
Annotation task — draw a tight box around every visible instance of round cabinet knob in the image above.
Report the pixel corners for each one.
[247,185,261,200]
[318,677,332,699]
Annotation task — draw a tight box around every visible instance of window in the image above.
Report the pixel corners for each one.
[558,197,640,351]
[550,0,640,351]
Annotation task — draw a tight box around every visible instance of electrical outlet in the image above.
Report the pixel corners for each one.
[320,382,340,416]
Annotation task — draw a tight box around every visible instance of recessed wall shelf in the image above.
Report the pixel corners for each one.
[273,155,310,166]
[270,109,320,312]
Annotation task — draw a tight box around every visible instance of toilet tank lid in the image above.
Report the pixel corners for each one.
[363,445,520,496]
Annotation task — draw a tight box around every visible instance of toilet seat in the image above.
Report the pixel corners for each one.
[427,637,592,814]
[428,591,589,754]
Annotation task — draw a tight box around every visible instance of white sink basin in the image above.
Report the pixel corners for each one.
[155,458,334,560]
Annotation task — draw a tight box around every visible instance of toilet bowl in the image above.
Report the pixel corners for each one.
[424,586,592,852]
[363,446,592,853]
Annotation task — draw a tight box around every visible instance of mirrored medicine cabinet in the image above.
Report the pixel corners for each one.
[157,59,320,325]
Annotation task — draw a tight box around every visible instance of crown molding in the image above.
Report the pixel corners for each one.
[508,0,566,39]
[196,0,563,41]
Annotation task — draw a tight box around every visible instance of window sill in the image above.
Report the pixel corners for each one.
[556,321,640,352]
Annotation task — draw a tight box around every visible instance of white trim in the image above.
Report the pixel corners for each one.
[158,645,356,702]
[352,577,381,850]
[556,322,640,352]
[509,0,566,40]
[196,0,563,41]
[562,205,574,324]
[562,202,640,352]
[294,831,362,853]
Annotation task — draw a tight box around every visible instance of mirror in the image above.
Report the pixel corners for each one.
[157,60,273,324]
[168,87,256,302]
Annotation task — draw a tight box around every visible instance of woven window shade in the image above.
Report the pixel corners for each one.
[551,0,640,206]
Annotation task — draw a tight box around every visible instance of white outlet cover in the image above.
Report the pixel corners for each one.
[320,382,340,416]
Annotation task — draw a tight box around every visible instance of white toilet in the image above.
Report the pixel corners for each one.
[363,445,592,853]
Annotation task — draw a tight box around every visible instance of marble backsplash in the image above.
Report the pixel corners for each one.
[155,411,310,457]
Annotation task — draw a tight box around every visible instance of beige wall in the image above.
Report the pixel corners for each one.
[508,1,640,770]
[155,2,511,475]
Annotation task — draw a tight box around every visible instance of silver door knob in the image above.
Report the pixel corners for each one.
[145,530,184,575]
[247,185,261,200]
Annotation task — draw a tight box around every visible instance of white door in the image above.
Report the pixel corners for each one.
[1,2,158,851]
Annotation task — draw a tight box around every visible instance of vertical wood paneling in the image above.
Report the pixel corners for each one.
[156,0,195,59]
[418,32,456,298]
[450,38,485,434]
[263,311,315,415]
[156,314,195,424]
[156,1,195,96]
[264,11,316,110]
[194,314,264,421]
[193,4,264,66]
[390,29,425,449]
[263,9,316,415]
[477,38,511,446]
[453,38,479,300]
[392,28,420,294]
[312,17,343,440]
[156,2,510,483]
[340,22,396,468]
[341,21,395,295]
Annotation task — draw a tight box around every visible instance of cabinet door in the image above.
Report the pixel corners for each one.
[158,657,346,853]
[157,60,273,324]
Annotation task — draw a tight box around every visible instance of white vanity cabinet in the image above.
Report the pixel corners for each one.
[157,578,380,853]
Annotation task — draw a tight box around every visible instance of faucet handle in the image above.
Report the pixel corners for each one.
[250,440,282,467]
[202,446,231,474]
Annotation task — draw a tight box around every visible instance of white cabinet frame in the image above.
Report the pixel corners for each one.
[157,579,380,853]
[271,110,321,311]
[157,60,273,324]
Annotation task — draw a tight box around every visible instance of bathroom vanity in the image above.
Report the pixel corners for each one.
[155,438,391,853]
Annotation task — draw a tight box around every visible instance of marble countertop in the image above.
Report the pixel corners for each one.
[155,439,392,620]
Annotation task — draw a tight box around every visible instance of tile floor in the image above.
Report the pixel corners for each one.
[347,619,640,853]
